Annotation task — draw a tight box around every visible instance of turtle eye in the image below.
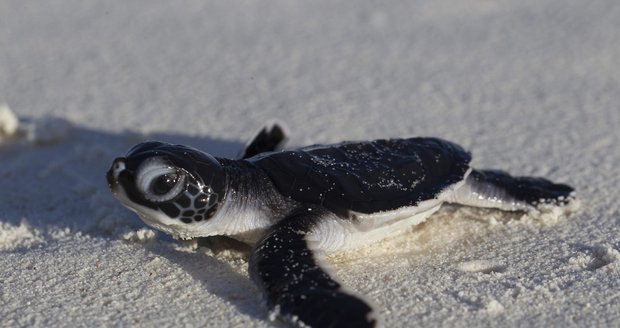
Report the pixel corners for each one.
[151,172,181,195]
[136,160,187,203]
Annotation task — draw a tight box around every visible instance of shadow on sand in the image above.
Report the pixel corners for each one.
[0,116,270,321]
[145,240,267,321]
[0,116,244,230]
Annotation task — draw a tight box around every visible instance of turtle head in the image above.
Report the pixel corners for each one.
[106,141,227,238]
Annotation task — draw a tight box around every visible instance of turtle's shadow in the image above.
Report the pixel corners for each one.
[0,117,271,320]
[0,117,245,234]
[145,240,268,322]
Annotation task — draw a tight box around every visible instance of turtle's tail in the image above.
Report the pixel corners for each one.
[450,169,576,212]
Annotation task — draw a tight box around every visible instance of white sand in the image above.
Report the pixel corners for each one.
[1,0,619,326]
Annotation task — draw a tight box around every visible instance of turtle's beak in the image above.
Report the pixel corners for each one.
[106,158,127,193]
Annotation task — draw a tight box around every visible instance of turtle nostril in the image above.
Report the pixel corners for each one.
[107,158,128,191]
[112,158,126,174]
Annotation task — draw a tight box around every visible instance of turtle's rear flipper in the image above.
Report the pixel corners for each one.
[452,169,575,212]
[249,208,377,328]
[239,121,288,159]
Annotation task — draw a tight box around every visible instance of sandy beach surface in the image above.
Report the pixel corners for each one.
[1,0,619,327]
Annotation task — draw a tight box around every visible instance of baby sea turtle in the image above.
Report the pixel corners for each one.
[106,123,574,328]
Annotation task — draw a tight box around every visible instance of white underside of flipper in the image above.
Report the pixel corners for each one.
[446,173,532,212]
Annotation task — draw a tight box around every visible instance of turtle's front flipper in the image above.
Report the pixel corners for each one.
[452,169,575,211]
[249,208,377,328]
[239,121,288,159]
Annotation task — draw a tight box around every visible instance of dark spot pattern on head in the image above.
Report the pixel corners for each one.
[194,195,208,208]
[204,205,218,219]
[187,184,199,196]
[159,203,180,218]
[158,181,222,224]
[177,195,191,208]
